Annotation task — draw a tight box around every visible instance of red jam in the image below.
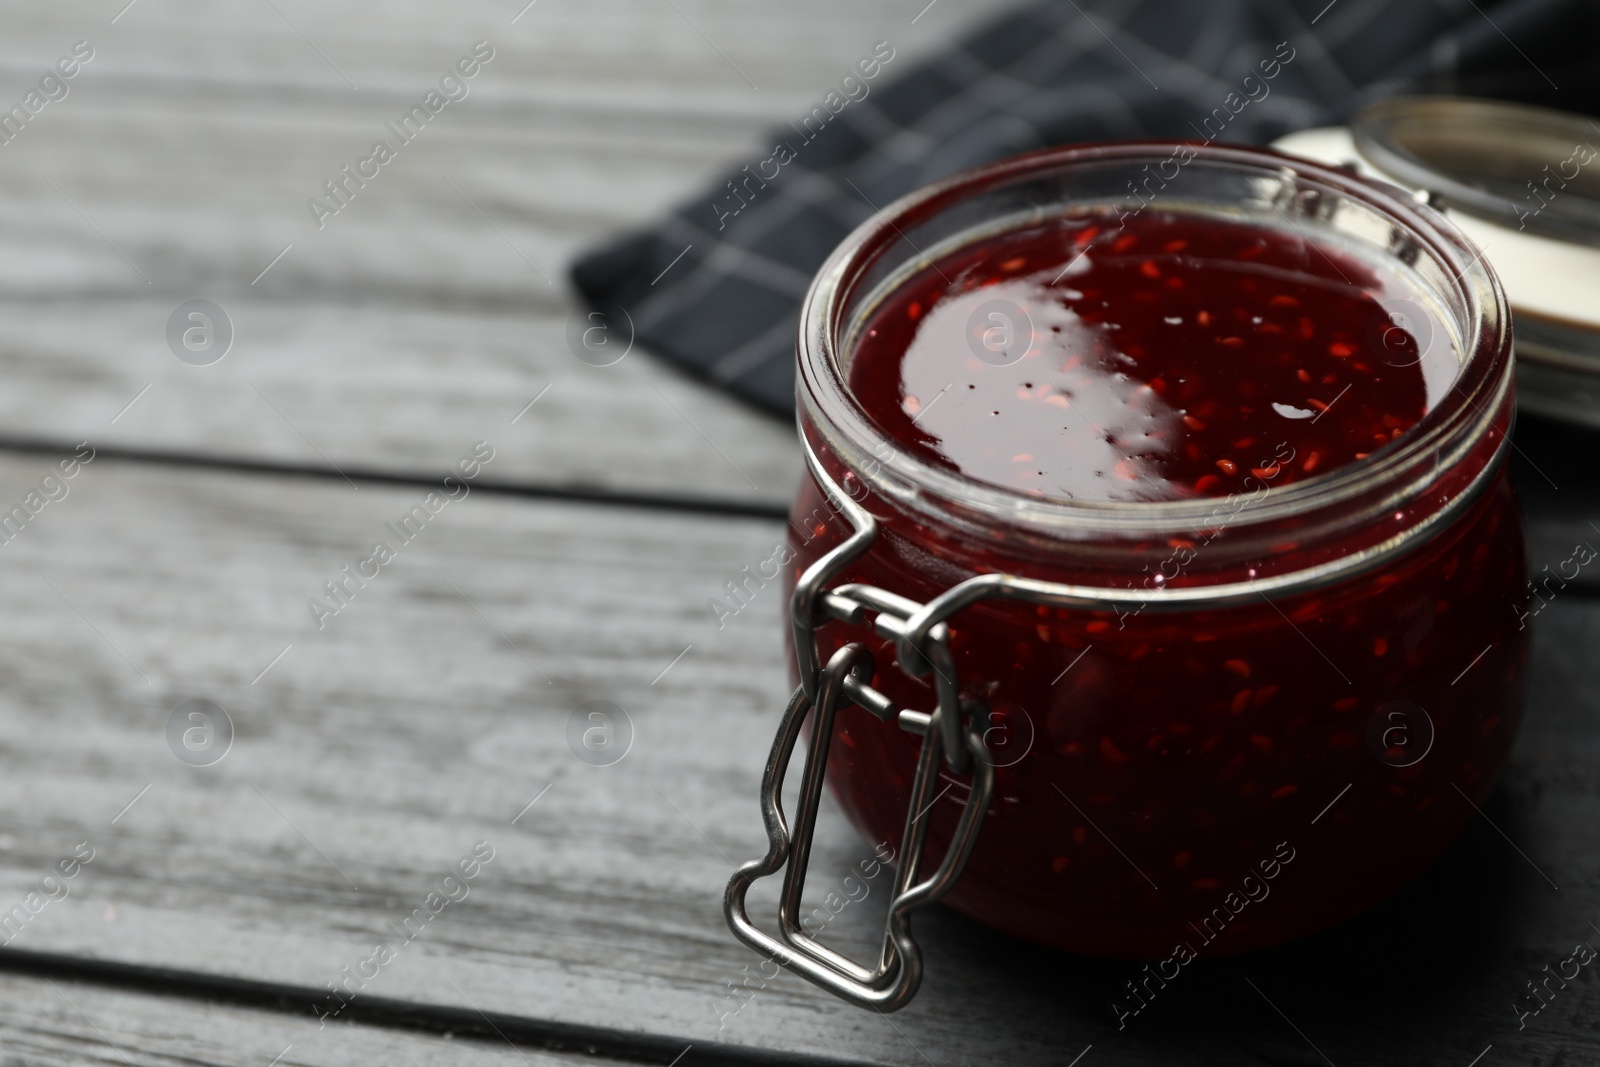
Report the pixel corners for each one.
[850,212,1444,502]
[789,207,1528,960]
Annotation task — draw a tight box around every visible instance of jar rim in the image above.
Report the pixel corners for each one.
[795,141,1513,547]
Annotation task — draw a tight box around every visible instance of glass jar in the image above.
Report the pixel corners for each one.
[725,142,1528,1011]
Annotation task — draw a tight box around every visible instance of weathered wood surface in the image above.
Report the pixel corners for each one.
[0,450,1592,1065]
[0,0,1006,509]
[0,0,1596,1064]
[0,450,990,1065]
[0,971,591,1067]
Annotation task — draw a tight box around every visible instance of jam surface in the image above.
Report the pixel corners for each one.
[849,211,1455,501]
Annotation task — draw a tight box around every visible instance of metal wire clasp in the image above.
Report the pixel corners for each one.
[723,443,995,1012]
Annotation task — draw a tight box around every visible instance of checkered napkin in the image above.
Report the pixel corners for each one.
[570,0,1598,416]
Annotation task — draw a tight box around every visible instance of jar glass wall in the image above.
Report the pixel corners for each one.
[786,143,1528,958]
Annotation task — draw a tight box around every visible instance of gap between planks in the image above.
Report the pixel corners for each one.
[0,433,792,523]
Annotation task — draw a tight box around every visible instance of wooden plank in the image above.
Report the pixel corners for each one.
[0,450,1593,1065]
[0,972,597,1067]
[0,0,1001,114]
[0,0,1014,506]
[0,293,800,510]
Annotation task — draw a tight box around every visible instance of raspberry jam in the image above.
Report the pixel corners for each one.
[786,145,1528,962]
[849,213,1444,503]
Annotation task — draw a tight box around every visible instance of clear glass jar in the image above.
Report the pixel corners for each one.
[780,143,1527,965]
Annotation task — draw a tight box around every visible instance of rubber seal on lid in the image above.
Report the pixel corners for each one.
[1352,95,1600,247]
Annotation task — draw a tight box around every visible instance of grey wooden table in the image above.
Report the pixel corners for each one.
[0,2,1596,1065]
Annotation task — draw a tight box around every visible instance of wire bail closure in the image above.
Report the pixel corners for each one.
[722,440,997,1012]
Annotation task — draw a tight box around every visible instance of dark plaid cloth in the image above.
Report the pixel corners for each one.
[570,0,1600,417]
